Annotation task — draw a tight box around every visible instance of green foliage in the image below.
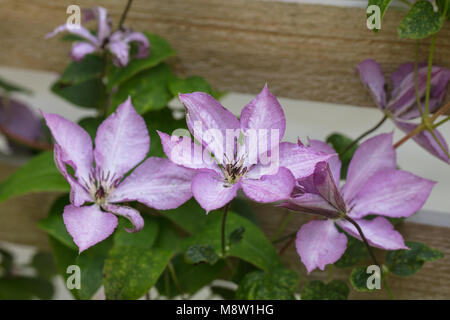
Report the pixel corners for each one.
[185,244,219,265]
[0,76,32,94]
[0,151,69,203]
[235,268,298,300]
[367,0,392,32]
[0,249,13,274]
[31,252,58,280]
[106,33,176,91]
[110,63,176,114]
[77,116,105,140]
[169,76,218,97]
[349,266,376,292]
[59,55,104,85]
[386,241,444,277]
[113,215,159,249]
[51,78,106,109]
[326,132,358,179]
[0,277,54,300]
[228,226,245,246]
[398,1,444,39]
[437,0,450,20]
[301,280,349,300]
[334,236,369,268]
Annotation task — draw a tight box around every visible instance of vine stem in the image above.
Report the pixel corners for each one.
[433,116,450,128]
[118,0,133,30]
[393,123,424,149]
[340,115,387,157]
[221,203,230,256]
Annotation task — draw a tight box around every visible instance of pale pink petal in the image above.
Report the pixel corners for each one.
[95,6,111,43]
[241,167,295,203]
[94,97,149,180]
[356,59,387,109]
[108,157,196,210]
[157,131,220,172]
[313,162,346,213]
[179,92,240,159]
[124,31,150,59]
[295,220,347,273]
[280,194,340,219]
[45,24,99,46]
[278,142,335,179]
[350,169,435,219]
[102,203,143,233]
[63,204,118,253]
[342,133,396,203]
[308,138,342,184]
[108,34,130,67]
[70,41,97,61]
[191,171,240,213]
[41,111,94,187]
[337,217,407,250]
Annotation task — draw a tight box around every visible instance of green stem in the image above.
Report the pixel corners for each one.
[272,231,297,244]
[433,116,450,128]
[340,115,388,157]
[168,261,183,297]
[428,127,450,158]
[221,203,230,256]
[424,33,437,116]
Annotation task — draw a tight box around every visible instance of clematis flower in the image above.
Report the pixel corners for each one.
[42,98,195,252]
[281,133,435,273]
[158,85,333,213]
[46,6,149,67]
[357,59,450,163]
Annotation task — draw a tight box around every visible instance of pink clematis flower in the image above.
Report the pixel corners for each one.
[357,59,450,163]
[158,85,333,213]
[281,133,435,273]
[42,98,195,252]
[46,6,149,67]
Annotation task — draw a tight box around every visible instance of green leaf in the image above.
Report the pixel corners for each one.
[334,236,369,268]
[59,55,104,85]
[386,241,444,277]
[0,76,32,94]
[39,195,77,250]
[0,248,13,274]
[113,214,159,249]
[152,218,183,251]
[78,116,105,141]
[169,76,214,96]
[185,244,219,265]
[103,246,173,300]
[235,268,298,300]
[30,251,58,279]
[228,226,245,246]
[398,1,444,39]
[109,63,176,114]
[0,151,69,203]
[211,285,236,300]
[326,133,358,179]
[51,78,106,109]
[181,211,282,272]
[349,266,376,292]
[106,33,176,91]
[437,0,450,20]
[367,0,392,26]
[301,280,349,300]
[0,276,54,300]
[49,235,112,300]
[164,199,208,234]
[156,254,225,298]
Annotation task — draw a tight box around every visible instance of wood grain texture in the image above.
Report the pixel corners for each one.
[0,0,449,108]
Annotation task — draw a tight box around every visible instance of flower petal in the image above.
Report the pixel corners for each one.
[191,171,240,213]
[95,6,111,43]
[70,42,97,61]
[108,34,130,67]
[41,111,94,186]
[124,31,150,59]
[102,203,143,233]
[313,162,346,213]
[280,194,340,219]
[356,59,386,109]
[350,169,435,219]
[108,157,196,210]
[278,142,335,179]
[240,85,286,155]
[94,97,150,180]
[395,120,449,163]
[342,133,396,203]
[45,24,99,46]
[63,204,118,253]
[241,167,295,203]
[179,92,240,159]
[157,131,220,172]
[295,220,347,273]
[337,217,407,250]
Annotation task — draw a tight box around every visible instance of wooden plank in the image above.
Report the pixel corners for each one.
[0,0,449,108]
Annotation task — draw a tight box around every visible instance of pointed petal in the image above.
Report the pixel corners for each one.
[280,194,340,219]
[295,220,347,273]
[94,97,150,180]
[337,217,407,250]
[395,121,449,163]
[240,85,286,155]
[102,204,143,233]
[308,139,342,184]
[45,24,99,46]
[356,59,386,109]
[241,167,295,203]
[313,162,346,212]
[124,31,150,59]
[342,133,396,203]
[278,142,335,179]
[108,34,130,67]
[70,42,97,61]
[108,157,196,210]
[41,111,93,186]
[191,171,240,213]
[63,204,118,253]
[157,131,220,172]
[179,92,240,158]
[95,6,111,43]
[350,169,435,219]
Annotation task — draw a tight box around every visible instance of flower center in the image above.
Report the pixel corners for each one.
[222,154,248,185]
